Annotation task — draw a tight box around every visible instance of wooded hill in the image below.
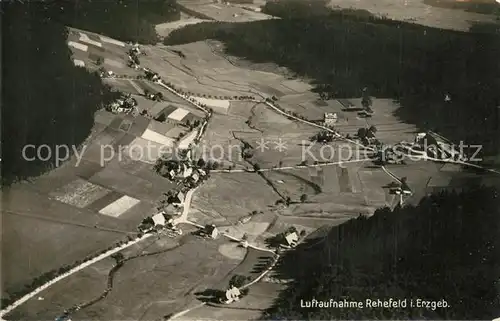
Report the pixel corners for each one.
[263,186,500,319]
[2,3,120,186]
[165,0,500,157]
[42,0,180,44]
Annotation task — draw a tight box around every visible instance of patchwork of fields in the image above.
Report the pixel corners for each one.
[5,4,498,320]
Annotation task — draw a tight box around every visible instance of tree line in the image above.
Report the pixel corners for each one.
[165,0,500,157]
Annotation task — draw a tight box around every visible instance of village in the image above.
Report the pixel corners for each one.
[4,7,498,320]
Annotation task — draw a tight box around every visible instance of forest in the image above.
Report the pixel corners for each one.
[1,2,120,186]
[263,186,500,319]
[2,0,181,185]
[43,0,180,44]
[165,0,500,157]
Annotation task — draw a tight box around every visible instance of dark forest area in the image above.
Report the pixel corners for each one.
[1,3,119,186]
[1,0,181,186]
[166,0,500,159]
[44,0,180,44]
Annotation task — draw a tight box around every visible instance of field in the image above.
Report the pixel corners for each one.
[156,18,209,38]
[327,0,498,31]
[11,235,240,320]
[178,0,274,22]
[190,172,279,224]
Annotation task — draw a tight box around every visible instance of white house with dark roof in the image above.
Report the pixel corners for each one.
[284,231,298,247]
[152,213,166,226]
[191,172,200,183]
[152,212,174,227]
[203,224,219,239]
[324,112,337,126]
[171,191,185,206]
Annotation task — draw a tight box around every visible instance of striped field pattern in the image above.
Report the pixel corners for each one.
[50,179,111,208]
[67,41,88,52]
[79,32,103,47]
[49,178,142,217]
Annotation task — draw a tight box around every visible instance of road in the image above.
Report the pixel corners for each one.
[0,233,153,319]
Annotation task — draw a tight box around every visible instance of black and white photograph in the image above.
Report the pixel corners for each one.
[1,0,500,320]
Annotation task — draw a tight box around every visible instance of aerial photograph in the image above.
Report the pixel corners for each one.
[1,0,499,320]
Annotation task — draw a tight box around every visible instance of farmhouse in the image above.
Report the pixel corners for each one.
[324,112,337,126]
[223,286,241,304]
[284,231,299,247]
[191,172,200,183]
[202,224,219,239]
[182,165,193,178]
[169,191,185,206]
[152,213,166,226]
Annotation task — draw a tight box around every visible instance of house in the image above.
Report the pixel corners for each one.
[400,181,412,195]
[284,231,298,247]
[152,212,174,227]
[152,213,166,226]
[223,286,241,304]
[169,192,185,206]
[191,172,200,183]
[163,203,181,215]
[183,166,193,178]
[202,224,219,239]
[324,113,337,126]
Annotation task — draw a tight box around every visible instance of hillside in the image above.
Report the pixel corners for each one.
[165,1,500,157]
[2,3,120,185]
[263,186,500,319]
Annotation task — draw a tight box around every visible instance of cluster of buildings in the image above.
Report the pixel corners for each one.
[127,43,142,70]
[107,93,138,114]
[160,158,208,187]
